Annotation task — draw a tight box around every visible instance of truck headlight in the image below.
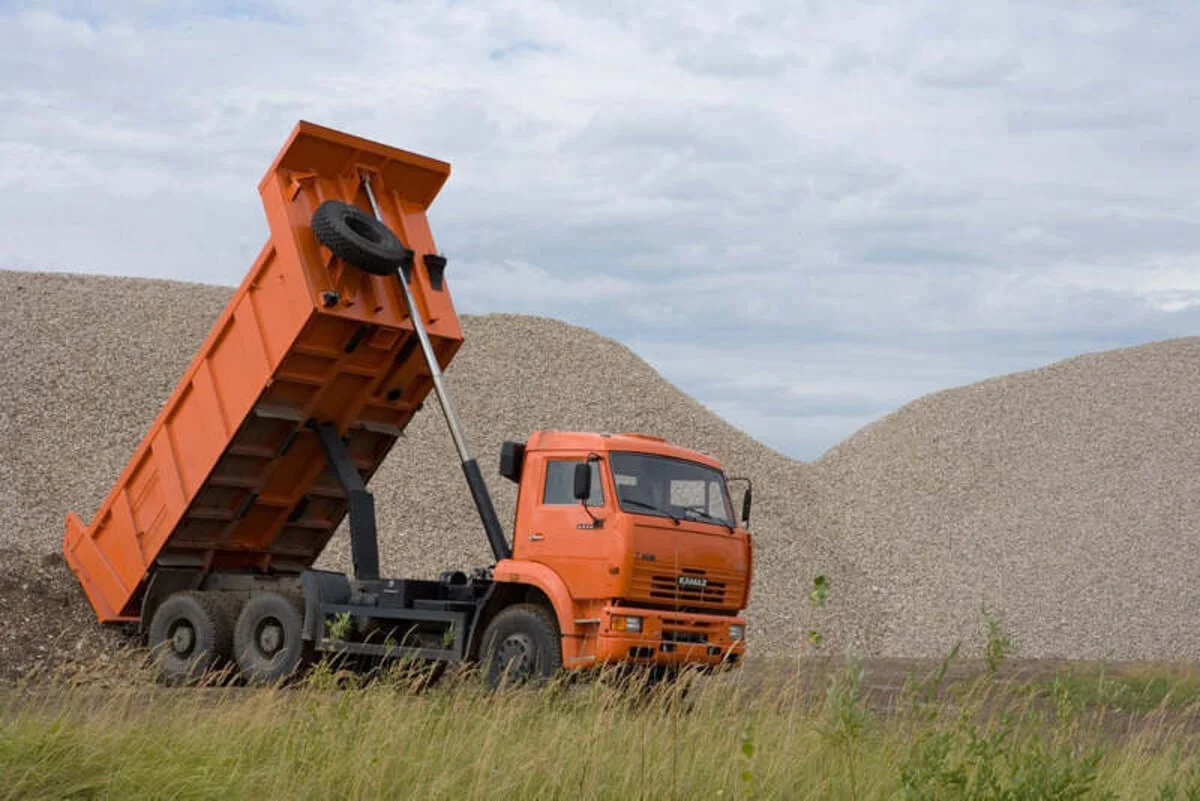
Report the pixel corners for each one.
[612,616,643,633]
[729,624,745,641]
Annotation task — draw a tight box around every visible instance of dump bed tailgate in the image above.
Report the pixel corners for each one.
[64,122,461,622]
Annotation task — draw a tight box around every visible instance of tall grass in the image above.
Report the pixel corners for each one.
[4,656,1200,800]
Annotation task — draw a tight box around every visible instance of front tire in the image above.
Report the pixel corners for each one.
[480,604,562,689]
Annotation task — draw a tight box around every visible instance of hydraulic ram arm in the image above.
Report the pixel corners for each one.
[361,174,512,562]
[310,421,380,581]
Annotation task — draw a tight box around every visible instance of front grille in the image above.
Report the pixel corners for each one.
[649,574,726,604]
[628,564,744,611]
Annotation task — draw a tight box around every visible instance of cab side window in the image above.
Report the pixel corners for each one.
[542,461,604,506]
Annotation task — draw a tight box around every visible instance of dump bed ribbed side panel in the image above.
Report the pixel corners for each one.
[64,122,460,622]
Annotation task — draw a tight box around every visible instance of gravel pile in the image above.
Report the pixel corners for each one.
[814,338,1200,661]
[3,268,1196,676]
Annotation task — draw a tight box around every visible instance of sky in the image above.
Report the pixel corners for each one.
[2,0,1199,460]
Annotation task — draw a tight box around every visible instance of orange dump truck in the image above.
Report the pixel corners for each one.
[63,122,753,684]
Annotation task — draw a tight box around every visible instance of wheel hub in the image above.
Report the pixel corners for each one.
[257,619,284,656]
[496,633,535,678]
[170,622,195,656]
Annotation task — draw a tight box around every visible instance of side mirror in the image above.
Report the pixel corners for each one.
[741,486,752,527]
[573,462,592,501]
[498,440,525,483]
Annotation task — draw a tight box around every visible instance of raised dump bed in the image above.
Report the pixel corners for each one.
[64,122,462,623]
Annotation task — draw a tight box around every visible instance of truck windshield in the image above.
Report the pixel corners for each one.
[609,452,735,527]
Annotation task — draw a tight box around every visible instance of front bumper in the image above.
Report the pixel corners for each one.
[586,605,746,668]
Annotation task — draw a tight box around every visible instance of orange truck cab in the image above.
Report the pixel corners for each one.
[494,432,750,672]
[62,121,752,686]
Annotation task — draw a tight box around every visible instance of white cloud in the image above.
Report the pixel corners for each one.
[453,259,637,307]
[2,1,1200,458]
[1031,255,1200,314]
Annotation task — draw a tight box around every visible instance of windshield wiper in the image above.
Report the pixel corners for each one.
[622,498,680,524]
[622,498,659,512]
[682,507,734,531]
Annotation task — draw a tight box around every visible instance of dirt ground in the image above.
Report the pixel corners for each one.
[0,549,131,681]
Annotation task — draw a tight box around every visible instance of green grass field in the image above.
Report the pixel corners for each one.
[5,654,1200,800]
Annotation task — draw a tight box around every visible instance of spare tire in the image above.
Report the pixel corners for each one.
[311,200,412,276]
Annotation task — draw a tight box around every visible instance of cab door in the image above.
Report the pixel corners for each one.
[519,456,614,600]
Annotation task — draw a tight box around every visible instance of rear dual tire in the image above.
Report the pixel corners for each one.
[233,592,307,685]
[147,591,232,685]
[147,590,307,685]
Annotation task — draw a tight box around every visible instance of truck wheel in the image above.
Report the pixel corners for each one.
[147,591,232,685]
[311,199,411,276]
[480,604,562,689]
[233,592,306,684]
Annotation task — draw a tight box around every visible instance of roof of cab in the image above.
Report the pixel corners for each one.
[523,430,724,471]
